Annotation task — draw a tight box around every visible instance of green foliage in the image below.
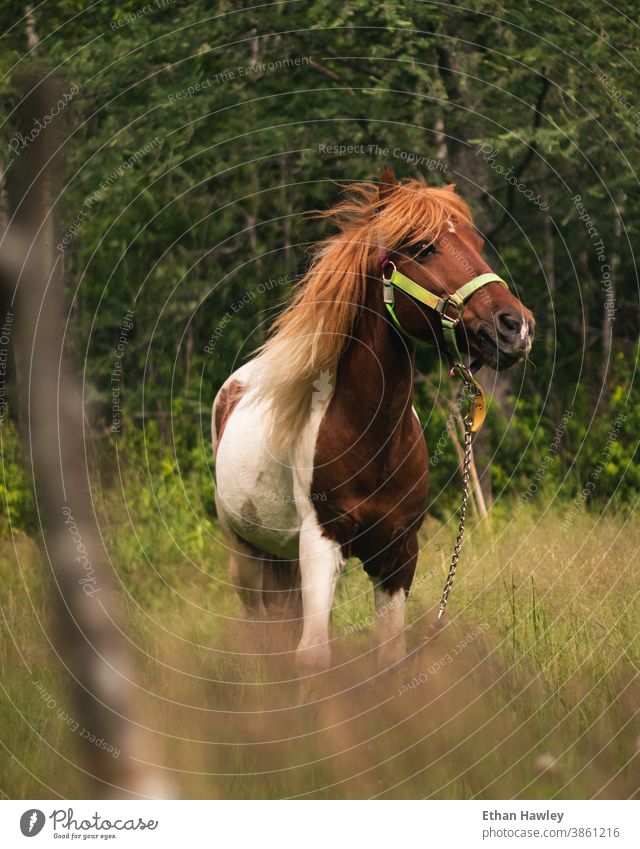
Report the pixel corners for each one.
[0,0,637,512]
[574,343,640,503]
[0,419,36,534]
[92,417,217,608]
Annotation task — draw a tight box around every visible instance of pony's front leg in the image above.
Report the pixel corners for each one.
[372,533,418,668]
[373,586,407,667]
[296,514,344,675]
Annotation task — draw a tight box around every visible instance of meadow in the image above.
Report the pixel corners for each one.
[2,467,638,800]
[0,0,639,809]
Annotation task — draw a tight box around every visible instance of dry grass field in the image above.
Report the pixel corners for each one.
[1,491,638,799]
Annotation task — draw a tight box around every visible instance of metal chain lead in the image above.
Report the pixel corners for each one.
[437,404,474,621]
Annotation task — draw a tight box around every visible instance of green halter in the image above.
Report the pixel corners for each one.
[382,263,509,366]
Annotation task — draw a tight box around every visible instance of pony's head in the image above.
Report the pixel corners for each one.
[374,167,535,370]
[256,169,535,450]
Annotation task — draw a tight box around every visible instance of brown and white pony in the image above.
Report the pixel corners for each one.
[212,168,534,674]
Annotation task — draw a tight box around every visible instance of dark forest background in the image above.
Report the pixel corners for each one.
[0,0,638,530]
[1,0,640,803]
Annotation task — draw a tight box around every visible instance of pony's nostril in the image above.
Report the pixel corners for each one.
[497,311,523,335]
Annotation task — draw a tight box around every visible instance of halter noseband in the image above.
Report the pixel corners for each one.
[381,260,509,368]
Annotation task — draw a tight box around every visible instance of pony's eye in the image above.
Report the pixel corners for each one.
[411,242,437,260]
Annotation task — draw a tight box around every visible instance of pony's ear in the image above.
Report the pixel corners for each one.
[443,182,457,192]
[378,166,398,202]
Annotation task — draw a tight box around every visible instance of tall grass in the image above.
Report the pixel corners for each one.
[1,477,638,799]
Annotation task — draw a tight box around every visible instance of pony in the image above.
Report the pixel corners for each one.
[212,167,534,674]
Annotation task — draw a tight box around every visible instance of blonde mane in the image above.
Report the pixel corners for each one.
[254,178,473,451]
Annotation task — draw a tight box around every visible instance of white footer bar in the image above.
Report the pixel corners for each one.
[1,799,638,847]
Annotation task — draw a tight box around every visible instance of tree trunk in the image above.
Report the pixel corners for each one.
[601,198,622,386]
[3,75,167,798]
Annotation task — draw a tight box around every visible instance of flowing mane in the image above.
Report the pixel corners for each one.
[253,178,473,451]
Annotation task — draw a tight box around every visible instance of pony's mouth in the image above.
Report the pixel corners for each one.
[476,327,524,371]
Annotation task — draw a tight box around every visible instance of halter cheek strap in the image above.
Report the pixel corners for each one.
[381,263,508,367]
[381,263,509,432]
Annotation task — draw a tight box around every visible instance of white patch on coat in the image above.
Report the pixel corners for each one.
[290,377,344,671]
[213,361,338,559]
[214,360,300,559]
[295,512,344,672]
[214,360,344,671]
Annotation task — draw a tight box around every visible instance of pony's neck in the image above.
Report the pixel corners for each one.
[334,270,416,437]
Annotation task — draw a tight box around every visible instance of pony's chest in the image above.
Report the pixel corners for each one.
[311,410,428,544]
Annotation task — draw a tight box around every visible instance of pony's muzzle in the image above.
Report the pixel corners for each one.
[495,310,535,355]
